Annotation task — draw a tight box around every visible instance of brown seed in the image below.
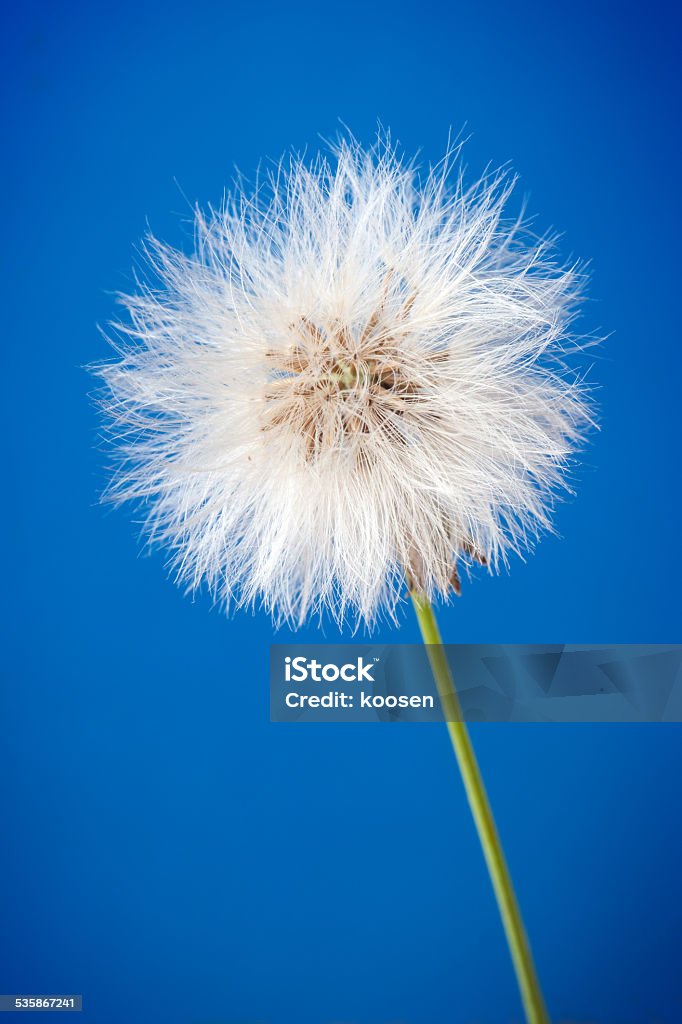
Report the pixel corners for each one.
[449,564,462,596]
[398,293,416,320]
[461,538,487,565]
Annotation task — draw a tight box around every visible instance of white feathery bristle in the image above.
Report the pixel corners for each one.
[96,134,594,628]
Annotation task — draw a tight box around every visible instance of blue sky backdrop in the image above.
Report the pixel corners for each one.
[2,1,681,1022]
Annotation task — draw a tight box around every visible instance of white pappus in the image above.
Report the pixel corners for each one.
[96,135,594,627]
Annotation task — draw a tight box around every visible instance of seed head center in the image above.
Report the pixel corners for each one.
[262,315,415,458]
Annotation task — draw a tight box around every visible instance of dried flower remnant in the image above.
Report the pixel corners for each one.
[97,136,591,626]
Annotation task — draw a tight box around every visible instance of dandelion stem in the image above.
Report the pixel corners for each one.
[409,589,550,1024]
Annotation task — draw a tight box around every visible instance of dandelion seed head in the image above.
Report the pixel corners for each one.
[96,134,594,628]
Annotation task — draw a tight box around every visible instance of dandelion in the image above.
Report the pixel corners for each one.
[96,134,594,1024]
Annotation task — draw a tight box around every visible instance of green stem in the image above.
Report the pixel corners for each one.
[410,589,550,1024]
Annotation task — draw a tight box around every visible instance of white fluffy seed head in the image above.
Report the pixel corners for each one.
[96,135,594,628]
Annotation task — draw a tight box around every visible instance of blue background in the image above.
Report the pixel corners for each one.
[2,1,681,1021]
